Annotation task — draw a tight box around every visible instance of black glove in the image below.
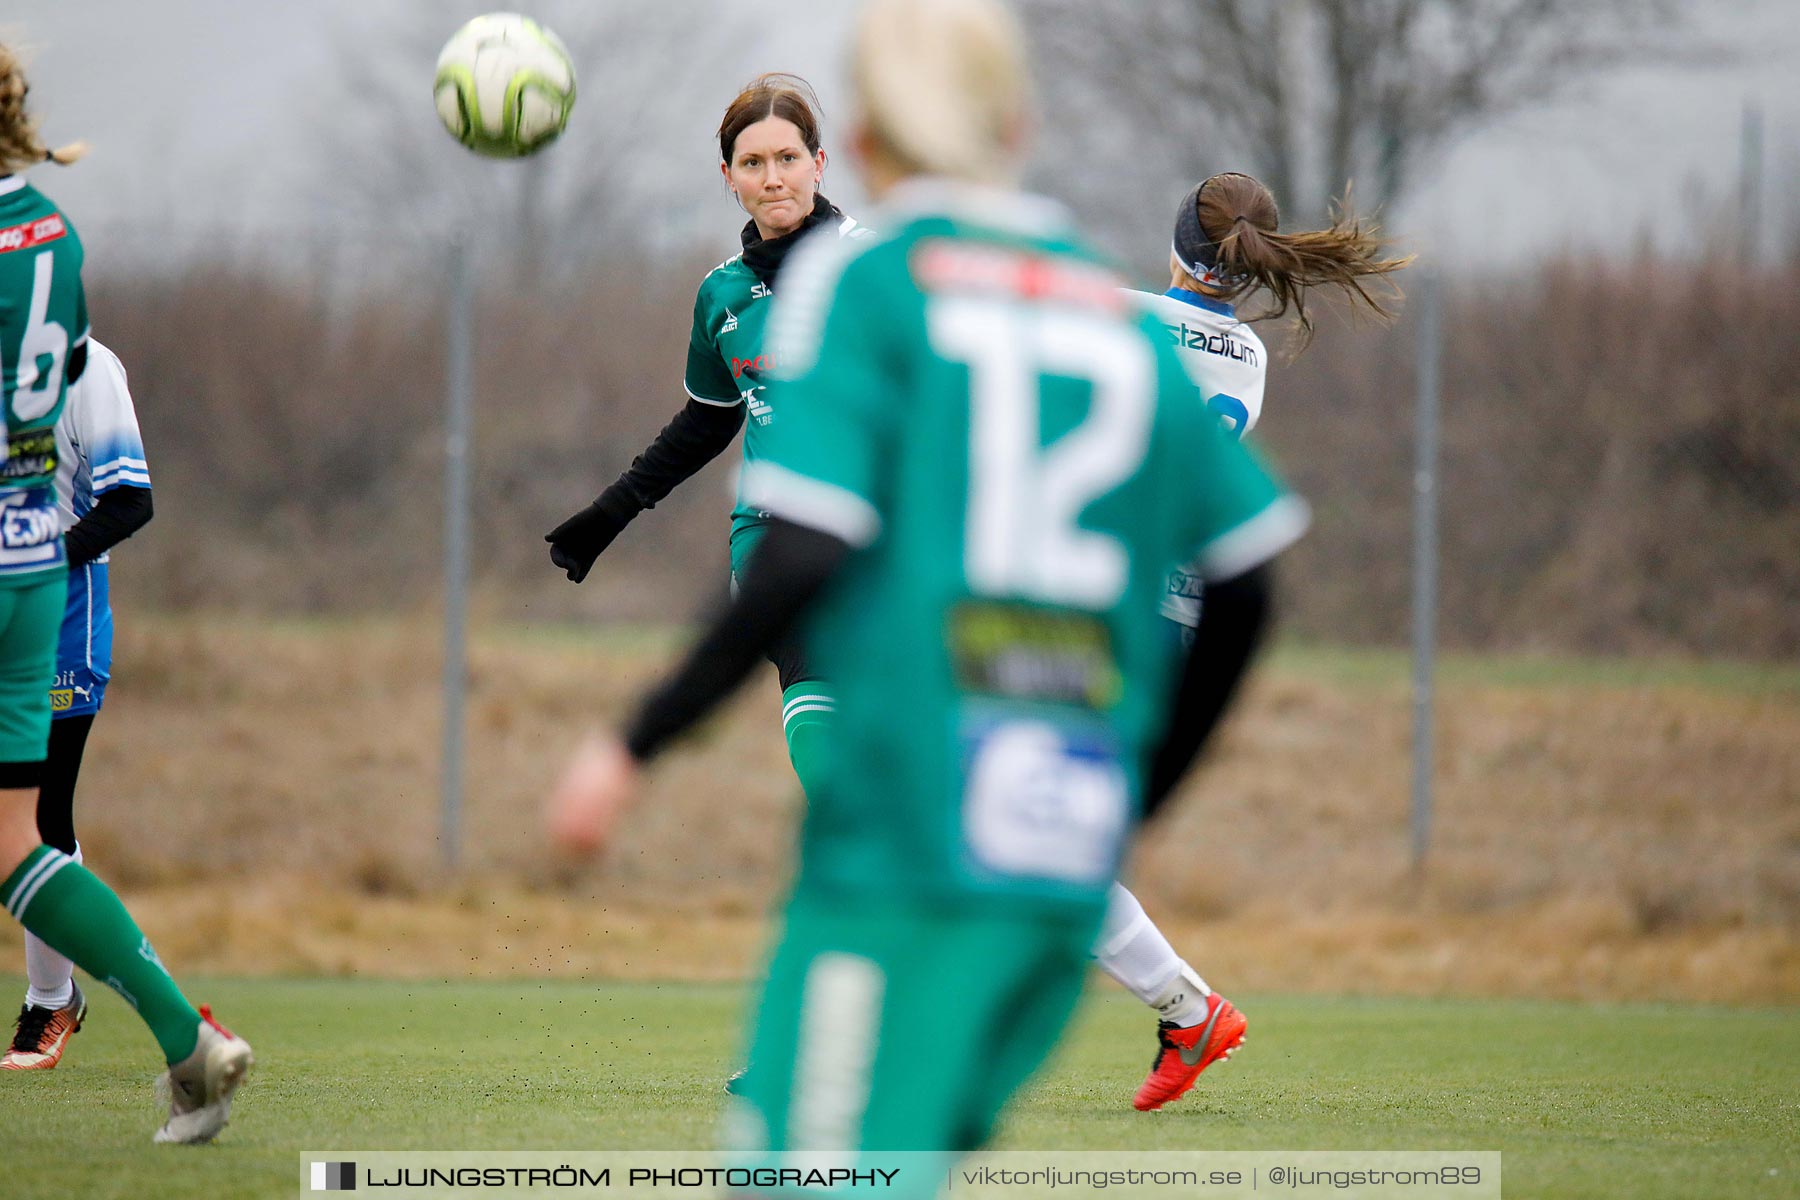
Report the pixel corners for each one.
[546,487,638,583]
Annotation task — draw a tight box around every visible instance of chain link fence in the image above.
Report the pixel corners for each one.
[42,216,1799,991]
[85,230,1800,656]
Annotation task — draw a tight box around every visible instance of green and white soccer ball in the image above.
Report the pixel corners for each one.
[433,13,576,159]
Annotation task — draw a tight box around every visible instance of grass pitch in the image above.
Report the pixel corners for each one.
[65,618,1797,1008]
[0,976,1792,1200]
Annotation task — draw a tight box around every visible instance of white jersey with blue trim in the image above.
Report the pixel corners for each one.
[1127,287,1267,436]
[1127,288,1270,627]
[54,339,150,562]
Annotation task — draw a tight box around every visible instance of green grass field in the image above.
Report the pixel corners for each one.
[1,977,1793,1200]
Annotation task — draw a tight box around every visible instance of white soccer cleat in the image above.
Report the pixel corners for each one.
[154,1005,254,1144]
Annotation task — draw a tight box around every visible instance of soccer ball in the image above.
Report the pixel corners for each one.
[433,13,576,159]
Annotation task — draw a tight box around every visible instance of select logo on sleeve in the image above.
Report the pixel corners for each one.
[310,1162,356,1191]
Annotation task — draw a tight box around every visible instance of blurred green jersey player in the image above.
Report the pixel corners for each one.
[546,0,1303,1189]
[729,147,1302,1184]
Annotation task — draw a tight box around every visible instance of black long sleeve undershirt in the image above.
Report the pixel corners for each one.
[547,399,749,581]
[605,398,746,518]
[624,518,1277,809]
[64,485,153,568]
[1141,562,1274,820]
[624,518,849,762]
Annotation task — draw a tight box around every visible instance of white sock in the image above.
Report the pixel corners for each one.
[1147,965,1213,1028]
[1093,882,1212,1025]
[23,843,80,1010]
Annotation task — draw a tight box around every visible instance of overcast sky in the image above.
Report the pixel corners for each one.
[11,0,1799,274]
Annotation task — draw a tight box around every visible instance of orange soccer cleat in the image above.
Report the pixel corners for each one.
[1132,991,1246,1111]
[2,981,87,1070]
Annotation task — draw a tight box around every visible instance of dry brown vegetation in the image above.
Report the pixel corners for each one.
[84,252,1800,655]
[37,244,1796,1004]
[0,617,1791,1005]
[1262,257,1800,656]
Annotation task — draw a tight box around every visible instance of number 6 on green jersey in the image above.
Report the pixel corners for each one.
[2,179,88,479]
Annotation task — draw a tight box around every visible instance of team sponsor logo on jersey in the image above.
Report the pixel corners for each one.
[0,429,57,483]
[1165,321,1259,366]
[913,241,1124,311]
[0,490,61,570]
[961,707,1129,887]
[719,308,739,334]
[731,353,777,379]
[750,281,773,299]
[950,601,1121,710]
[0,501,58,549]
[0,213,67,254]
[746,388,773,426]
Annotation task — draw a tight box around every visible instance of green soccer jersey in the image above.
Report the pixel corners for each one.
[683,215,867,543]
[747,182,1308,916]
[0,176,85,585]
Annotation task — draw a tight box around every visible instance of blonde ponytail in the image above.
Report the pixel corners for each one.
[44,140,88,166]
[853,0,1030,186]
[0,43,85,173]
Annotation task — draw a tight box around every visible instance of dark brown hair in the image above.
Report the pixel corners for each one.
[1188,172,1411,346]
[718,73,823,163]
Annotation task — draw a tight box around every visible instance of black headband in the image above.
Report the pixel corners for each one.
[1172,182,1220,274]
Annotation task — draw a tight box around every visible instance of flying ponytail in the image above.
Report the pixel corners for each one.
[0,44,87,174]
[1174,173,1410,347]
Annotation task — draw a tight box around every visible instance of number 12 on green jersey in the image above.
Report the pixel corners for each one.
[932,296,1153,608]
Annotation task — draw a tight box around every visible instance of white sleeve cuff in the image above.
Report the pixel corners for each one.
[740,462,881,547]
[684,384,743,407]
[1193,495,1310,581]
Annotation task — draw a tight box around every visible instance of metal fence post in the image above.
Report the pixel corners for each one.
[442,235,474,870]
[1740,99,1764,266]
[1410,271,1441,874]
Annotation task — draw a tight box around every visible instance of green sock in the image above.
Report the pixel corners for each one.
[3,846,200,1063]
[780,682,837,802]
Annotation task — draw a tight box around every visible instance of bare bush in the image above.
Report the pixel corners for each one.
[89,248,1800,659]
[1263,254,1800,655]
